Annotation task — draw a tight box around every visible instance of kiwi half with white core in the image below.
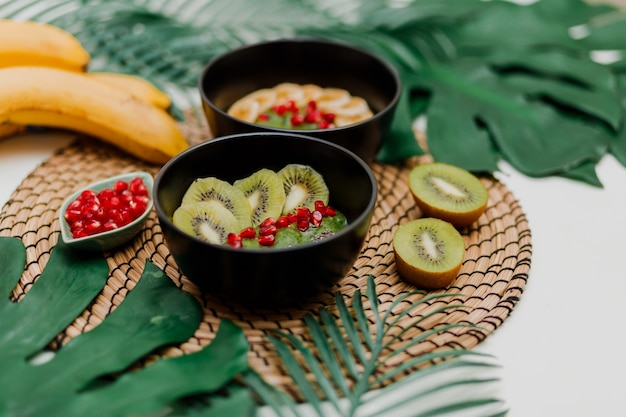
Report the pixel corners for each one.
[393,218,465,289]
[278,164,329,214]
[180,176,252,228]
[172,201,241,245]
[233,168,286,226]
[408,162,488,228]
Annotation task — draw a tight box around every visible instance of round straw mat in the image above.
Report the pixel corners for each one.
[0,120,532,396]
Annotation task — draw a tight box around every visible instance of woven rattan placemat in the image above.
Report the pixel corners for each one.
[0,120,532,394]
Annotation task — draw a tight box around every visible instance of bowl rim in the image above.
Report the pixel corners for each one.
[198,37,402,133]
[59,170,154,246]
[154,131,378,254]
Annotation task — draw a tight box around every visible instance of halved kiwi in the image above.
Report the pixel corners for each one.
[392,218,465,289]
[181,176,253,228]
[233,168,286,226]
[278,164,329,214]
[172,201,241,245]
[408,162,488,228]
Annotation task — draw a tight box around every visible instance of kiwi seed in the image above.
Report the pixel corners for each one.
[392,217,465,289]
[233,168,286,226]
[181,176,253,228]
[408,162,488,228]
[172,201,241,245]
[278,164,329,214]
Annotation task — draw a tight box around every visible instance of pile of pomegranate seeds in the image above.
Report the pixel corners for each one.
[227,199,337,248]
[64,176,150,239]
[256,100,336,129]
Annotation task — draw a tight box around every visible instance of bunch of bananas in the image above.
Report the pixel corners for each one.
[0,19,189,164]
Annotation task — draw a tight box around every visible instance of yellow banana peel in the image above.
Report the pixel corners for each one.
[87,72,172,110]
[0,66,189,164]
[0,19,90,71]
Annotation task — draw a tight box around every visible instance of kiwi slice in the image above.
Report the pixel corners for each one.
[408,162,488,228]
[181,176,253,228]
[233,168,286,226]
[278,164,329,214]
[392,218,465,289]
[172,201,241,245]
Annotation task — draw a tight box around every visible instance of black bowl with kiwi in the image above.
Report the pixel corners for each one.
[198,38,401,164]
[154,132,377,307]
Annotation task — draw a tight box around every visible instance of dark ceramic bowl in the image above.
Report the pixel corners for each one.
[198,38,401,163]
[154,132,377,307]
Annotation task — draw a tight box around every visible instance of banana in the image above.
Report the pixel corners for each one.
[274,83,304,103]
[297,84,323,106]
[0,19,90,71]
[227,97,261,123]
[87,72,171,110]
[0,66,188,164]
[241,88,277,113]
[316,88,351,112]
[0,123,25,139]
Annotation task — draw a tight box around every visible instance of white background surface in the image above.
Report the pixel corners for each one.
[1,132,626,416]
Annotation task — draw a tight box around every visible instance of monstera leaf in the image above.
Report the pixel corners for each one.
[3,0,626,185]
[0,236,506,416]
[0,237,250,417]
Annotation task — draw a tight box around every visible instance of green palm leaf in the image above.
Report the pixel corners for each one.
[247,276,502,417]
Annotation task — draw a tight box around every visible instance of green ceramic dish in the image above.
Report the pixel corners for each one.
[59,171,154,251]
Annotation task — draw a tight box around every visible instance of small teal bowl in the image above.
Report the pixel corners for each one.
[59,171,154,251]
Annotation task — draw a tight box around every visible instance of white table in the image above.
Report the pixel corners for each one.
[1,131,625,416]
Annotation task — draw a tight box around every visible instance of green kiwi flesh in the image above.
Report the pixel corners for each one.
[181,176,253,228]
[392,217,465,289]
[408,162,488,227]
[172,201,241,245]
[233,168,286,226]
[278,164,329,214]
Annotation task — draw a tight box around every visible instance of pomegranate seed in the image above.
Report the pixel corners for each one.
[85,219,102,233]
[296,207,310,220]
[260,217,276,228]
[275,216,290,228]
[314,200,325,211]
[286,100,298,112]
[95,206,107,220]
[83,201,100,216]
[318,119,330,129]
[68,199,82,211]
[111,212,125,225]
[307,100,317,110]
[65,208,82,222]
[129,177,148,196]
[297,218,310,232]
[325,206,337,217]
[113,180,128,192]
[257,113,269,121]
[99,188,115,200]
[72,228,88,239]
[120,190,134,203]
[311,210,323,227]
[274,104,287,115]
[240,227,256,239]
[113,196,125,209]
[102,221,119,232]
[258,234,276,246]
[290,114,304,126]
[323,113,335,123]
[306,109,322,123]
[259,224,277,236]
[81,190,97,200]
[287,213,298,224]
[227,233,242,248]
